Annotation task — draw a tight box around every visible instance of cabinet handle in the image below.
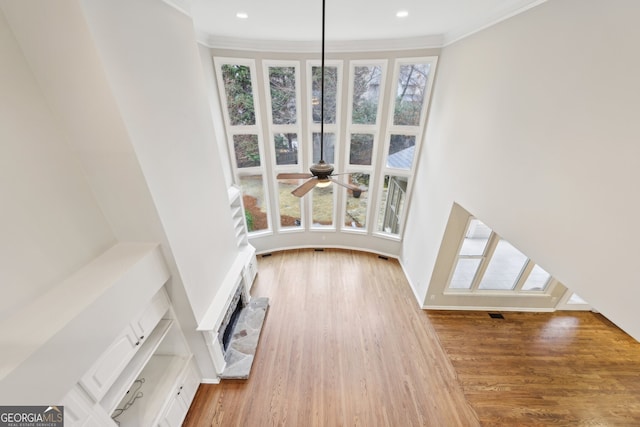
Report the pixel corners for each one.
[135,341,140,346]
[179,386,183,390]
[177,391,181,396]
[139,335,145,340]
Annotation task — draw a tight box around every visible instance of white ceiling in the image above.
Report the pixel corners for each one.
[167,0,546,49]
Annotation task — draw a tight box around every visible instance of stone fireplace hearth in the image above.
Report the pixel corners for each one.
[219,296,269,379]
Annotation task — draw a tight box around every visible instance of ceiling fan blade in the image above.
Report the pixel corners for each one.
[328,176,364,193]
[277,173,313,179]
[291,177,318,197]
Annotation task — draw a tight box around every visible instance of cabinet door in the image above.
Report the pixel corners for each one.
[61,386,115,427]
[159,395,187,427]
[130,288,170,342]
[180,363,200,407]
[159,363,200,427]
[79,326,139,402]
[243,254,258,289]
[81,408,118,427]
[61,386,92,426]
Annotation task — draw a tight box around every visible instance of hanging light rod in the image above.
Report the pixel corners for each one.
[275,0,364,198]
[320,0,325,162]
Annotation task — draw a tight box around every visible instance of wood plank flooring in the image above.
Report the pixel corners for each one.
[184,249,640,426]
[183,249,479,426]
[428,310,640,426]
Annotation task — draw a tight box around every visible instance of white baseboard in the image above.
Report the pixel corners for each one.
[423,305,556,312]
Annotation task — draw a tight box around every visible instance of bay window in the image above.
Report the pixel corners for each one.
[213,52,437,244]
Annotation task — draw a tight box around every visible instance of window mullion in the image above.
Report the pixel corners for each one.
[470,232,499,291]
[513,260,535,291]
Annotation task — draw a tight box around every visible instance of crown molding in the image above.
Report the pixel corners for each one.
[442,0,548,46]
[161,0,191,16]
[196,33,444,53]
[164,0,545,51]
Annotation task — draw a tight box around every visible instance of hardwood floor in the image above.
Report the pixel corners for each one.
[183,249,640,426]
[183,249,478,426]
[428,310,640,426]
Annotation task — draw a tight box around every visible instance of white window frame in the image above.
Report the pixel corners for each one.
[214,57,272,236]
[340,60,388,234]
[210,52,440,244]
[261,59,305,232]
[445,217,559,296]
[306,59,343,231]
[373,56,438,240]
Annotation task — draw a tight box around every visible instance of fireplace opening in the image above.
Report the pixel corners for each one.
[222,298,244,351]
[218,283,248,353]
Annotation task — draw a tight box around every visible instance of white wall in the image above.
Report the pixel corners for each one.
[401,0,640,340]
[1,0,244,379]
[0,7,115,321]
[79,0,241,323]
[198,43,234,189]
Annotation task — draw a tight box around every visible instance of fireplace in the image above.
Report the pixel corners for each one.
[218,283,247,352]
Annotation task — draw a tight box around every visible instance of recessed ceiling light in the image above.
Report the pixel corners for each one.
[396,10,409,18]
[236,12,248,19]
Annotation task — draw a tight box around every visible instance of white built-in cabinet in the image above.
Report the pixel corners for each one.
[158,362,200,427]
[63,287,199,427]
[61,385,115,427]
[243,250,258,288]
[79,289,170,403]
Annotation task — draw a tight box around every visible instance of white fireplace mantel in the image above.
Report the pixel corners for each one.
[196,244,256,375]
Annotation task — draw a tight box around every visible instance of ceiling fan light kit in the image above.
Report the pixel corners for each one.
[276,0,364,198]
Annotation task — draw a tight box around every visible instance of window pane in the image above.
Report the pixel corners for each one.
[377,175,407,234]
[567,293,588,304]
[479,240,528,290]
[274,133,298,165]
[521,264,551,291]
[449,258,482,289]
[221,64,255,126]
[233,134,260,168]
[349,133,374,165]
[352,65,382,125]
[277,180,302,228]
[393,63,430,126]
[312,184,333,226]
[312,66,338,124]
[269,66,297,125]
[387,134,416,169]
[344,173,369,229]
[312,132,335,164]
[460,219,491,256]
[238,175,268,232]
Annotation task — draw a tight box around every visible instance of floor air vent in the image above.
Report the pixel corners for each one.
[488,313,505,319]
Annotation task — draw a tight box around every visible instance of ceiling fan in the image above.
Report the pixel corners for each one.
[276,0,363,198]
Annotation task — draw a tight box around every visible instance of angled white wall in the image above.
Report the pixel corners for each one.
[79,0,240,323]
[0,7,115,321]
[402,0,640,340]
[1,0,243,379]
